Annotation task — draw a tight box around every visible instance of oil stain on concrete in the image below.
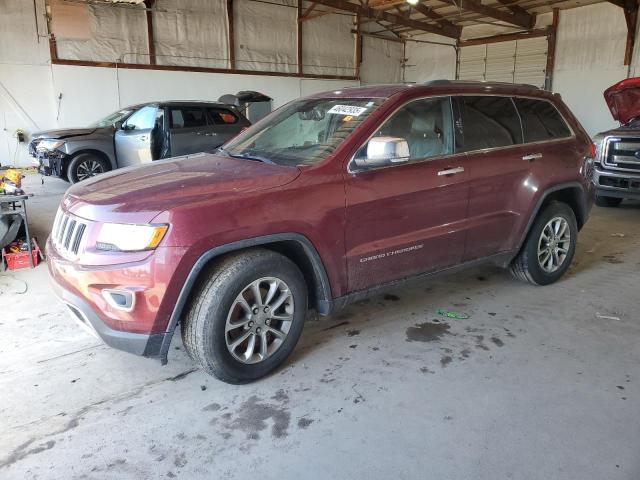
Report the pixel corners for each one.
[405,322,451,342]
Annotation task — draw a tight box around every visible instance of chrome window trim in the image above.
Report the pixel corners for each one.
[348,93,576,174]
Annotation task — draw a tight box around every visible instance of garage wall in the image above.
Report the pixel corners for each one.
[553,2,629,135]
[404,3,635,136]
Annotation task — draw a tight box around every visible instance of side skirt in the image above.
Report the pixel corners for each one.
[326,250,517,313]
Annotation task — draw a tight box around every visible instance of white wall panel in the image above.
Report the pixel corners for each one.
[153,0,228,68]
[302,12,356,76]
[55,3,149,64]
[404,35,456,83]
[553,2,628,135]
[235,0,297,73]
[360,36,403,84]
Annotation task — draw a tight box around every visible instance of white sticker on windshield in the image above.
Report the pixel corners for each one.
[327,105,367,116]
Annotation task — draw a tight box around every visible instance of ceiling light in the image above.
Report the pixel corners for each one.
[407,0,419,5]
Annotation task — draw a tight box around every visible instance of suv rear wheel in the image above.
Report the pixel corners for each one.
[595,195,623,208]
[181,249,307,383]
[67,153,108,184]
[510,201,577,285]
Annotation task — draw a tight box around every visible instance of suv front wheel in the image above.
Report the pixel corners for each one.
[181,249,308,383]
[510,201,578,285]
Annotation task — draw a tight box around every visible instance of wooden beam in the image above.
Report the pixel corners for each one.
[306,0,460,38]
[545,8,558,90]
[297,0,303,74]
[458,27,550,47]
[51,58,358,81]
[299,2,317,20]
[144,0,156,65]
[624,5,638,65]
[354,13,362,78]
[450,0,534,29]
[493,0,532,19]
[227,0,235,69]
[412,2,458,31]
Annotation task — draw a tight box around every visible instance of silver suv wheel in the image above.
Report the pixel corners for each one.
[76,160,104,181]
[537,216,571,273]
[225,277,294,364]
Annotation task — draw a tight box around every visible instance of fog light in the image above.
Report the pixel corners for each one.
[102,288,136,312]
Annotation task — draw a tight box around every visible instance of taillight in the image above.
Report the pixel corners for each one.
[588,142,597,158]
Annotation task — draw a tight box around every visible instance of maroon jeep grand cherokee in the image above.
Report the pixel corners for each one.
[47,81,595,383]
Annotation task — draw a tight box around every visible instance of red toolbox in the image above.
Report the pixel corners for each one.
[2,238,41,270]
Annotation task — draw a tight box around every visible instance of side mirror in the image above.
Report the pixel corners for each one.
[353,136,410,170]
[114,120,124,130]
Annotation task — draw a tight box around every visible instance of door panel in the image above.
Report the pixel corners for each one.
[168,107,211,156]
[454,96,529,261]
[114,105,158,168]
[345,159,469,292]
[344,96,469,292]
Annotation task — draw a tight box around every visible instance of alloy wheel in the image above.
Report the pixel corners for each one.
[537,216,571,273]
[76,160,104,181]
[225,277,294,364]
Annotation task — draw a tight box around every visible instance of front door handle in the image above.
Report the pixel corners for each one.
[437,166,464,176]
[522,153,543,161]
[139,136,148,141]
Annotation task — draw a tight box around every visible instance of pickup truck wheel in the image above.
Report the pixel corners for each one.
[510,201,577,286]
[181,249,307,384]
[67,153,108,184]
[595,196,623,207]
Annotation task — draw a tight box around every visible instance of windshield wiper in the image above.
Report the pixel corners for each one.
[228,148,276,164]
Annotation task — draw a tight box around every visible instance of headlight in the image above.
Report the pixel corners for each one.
[96,223,168,252]
[36,139,65,152]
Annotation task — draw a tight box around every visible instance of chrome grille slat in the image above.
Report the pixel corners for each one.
[604,137,640,172]
[52,209,87,258]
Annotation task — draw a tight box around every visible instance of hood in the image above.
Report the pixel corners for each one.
[64,152,301,223]
[604,77,640,125]
[31,127,99,140]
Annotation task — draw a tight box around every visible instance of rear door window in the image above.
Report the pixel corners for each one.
[456,96,523,152]
[207,108,238,125]
[170,107,207,129]
[513,98,572,143]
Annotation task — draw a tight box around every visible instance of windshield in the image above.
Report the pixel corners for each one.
[91,108,137,128]
[222,97,383,166]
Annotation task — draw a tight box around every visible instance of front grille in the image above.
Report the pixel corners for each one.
[603,137,640,172]
[51,209,87,257]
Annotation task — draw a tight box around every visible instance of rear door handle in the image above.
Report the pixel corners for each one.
[437,166,464,176]
[522,153,542,161]
[139,136,148,141]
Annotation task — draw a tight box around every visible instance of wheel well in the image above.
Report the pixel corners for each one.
[539,187,586,230]
[66,149,112,172]
[189,241,329,314]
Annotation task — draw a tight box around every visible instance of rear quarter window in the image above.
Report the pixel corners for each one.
[514,98,572,143]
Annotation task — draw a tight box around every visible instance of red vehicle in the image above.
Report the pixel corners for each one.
[593,77,640,206]
[47,81,595,383]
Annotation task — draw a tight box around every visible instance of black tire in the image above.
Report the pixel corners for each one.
[181,249,308,384]
[67,153,108,184]
[510,201,578,286]
[595,195,623,208]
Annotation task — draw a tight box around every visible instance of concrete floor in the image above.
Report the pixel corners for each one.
[1,173,639,480]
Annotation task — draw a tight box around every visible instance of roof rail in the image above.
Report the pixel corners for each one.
[424,79,540,89]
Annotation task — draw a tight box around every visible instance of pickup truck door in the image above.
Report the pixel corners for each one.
[114,105,158,168]
[344,96,470,292]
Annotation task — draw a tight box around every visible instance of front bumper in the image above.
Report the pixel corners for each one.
[49,277,165,357]
[46,237,188,360]
[28,147,67,177]
[593,166,640,199]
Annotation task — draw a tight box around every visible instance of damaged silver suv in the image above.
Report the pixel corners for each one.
[29,100,250,183]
